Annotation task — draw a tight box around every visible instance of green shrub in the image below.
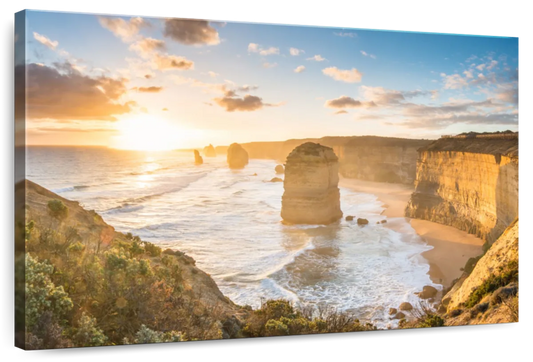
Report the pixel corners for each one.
[465,260,518,308]
[72,313,108,347]
[47,199,68,220]
[264,319,289,336]
[144,242,162,257]
[417,314,445,328]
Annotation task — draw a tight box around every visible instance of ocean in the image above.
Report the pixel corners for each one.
[27,146,438,327]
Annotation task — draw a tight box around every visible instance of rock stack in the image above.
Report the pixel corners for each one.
[203,144,216,157]
[281,142,342,224]
[227,143,249,169]
[275,164,285,174]
[193,150,203,165]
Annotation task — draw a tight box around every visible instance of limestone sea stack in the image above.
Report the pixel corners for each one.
[281,142,342,224]
[193,150,203,165]
[203,144,217,157]
[275,164,285,174]
[227,143,249,169]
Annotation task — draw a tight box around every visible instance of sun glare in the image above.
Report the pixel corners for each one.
[112,115,184,151]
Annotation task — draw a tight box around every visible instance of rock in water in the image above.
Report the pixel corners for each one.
[281,142,342,224]
[193,150,203,165]
[357,218,369,225]
[418,285,438,299]
[270,177,283,183]
[203,144,216,157]
[275,164,285,174]
[227,143,249,169]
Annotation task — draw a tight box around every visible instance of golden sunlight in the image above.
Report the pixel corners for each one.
[112,115,184,151]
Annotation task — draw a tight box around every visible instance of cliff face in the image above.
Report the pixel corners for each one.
[216,136,431,184]
[227,143,249,169]
[337,137,430,184]
[444,219,518,311]
[281,142,342,224]
[405,137,518,243]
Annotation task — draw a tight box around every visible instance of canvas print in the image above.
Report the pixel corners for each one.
[14,10,518,350]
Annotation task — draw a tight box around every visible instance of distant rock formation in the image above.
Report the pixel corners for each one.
[281,142,342,224]
[227,143,249,169]
[270,177,283,183]
[275,164,284,174]
[203,144,216,157]
[193,150,203,165]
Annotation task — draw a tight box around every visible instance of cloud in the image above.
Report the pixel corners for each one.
[294,65,305,73]
[164,18,220,45]
[360,50,376,59]
[361,86,438,105]
[334,110,348,115]
[162,108,169,111]
[19,63,133,121]
[248,43,279,56]
[322,67,362,83]
[260,47,279,56]
[401,112,517,129]
[248,43,260,53]
[208,71,219,78]
[334,32,356,37]
[307,55,326,62]
[33,32,58,50]
[214,95,267,112]
[129,37,166,57]
[441,73,469,89]
[152,54,194,70]
[324,96,375,109]
[263,62,278,68]
[289,47,304,56]
[98,16,148,42]
[131,86,163,93]
[495,86,518,105]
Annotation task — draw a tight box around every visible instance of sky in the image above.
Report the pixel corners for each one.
[17,10,518,150]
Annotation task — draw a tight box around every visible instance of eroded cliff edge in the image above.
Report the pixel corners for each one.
[405,134,518,243]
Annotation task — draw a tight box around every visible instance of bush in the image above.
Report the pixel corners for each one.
[47,199,68,220]
[72,313,108,347]
[144,242,162,257]
[465,260,518,308]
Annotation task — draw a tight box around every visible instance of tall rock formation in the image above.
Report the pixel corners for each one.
[203,144,216,157]
[193,149,203,165]
[405,133,518,243]
[227,143,249,169]
[281,142,342,224]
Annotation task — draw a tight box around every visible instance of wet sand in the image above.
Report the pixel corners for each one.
[340,178,484,288]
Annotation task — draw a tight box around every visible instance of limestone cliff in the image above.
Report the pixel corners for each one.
[203,144,216,157]
[281,142,342,224]
[441,219,518,326]
[227,143,249,169]
[405,135,518,243]
[444,219,518,311]
[216,136,431,184]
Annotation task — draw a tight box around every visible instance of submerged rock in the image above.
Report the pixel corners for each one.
[399,302,413,311]
[419,285,438,299]
[275,164,285,174]
[393,312,406,320]
[193,150,203,165]
[227,143,249,169]
[281,142,342,224]
[203,144,217,157]
[357,218,369,225]
[381,220,387,224]
[345,215,354,221]
[270,177,283,183]
[389,308,398,315]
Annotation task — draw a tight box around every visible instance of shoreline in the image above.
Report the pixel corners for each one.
[339,178,484,288]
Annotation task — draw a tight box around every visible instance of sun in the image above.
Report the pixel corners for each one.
[112,115,184,151]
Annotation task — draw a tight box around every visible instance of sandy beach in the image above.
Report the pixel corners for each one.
[340,178,484,288]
